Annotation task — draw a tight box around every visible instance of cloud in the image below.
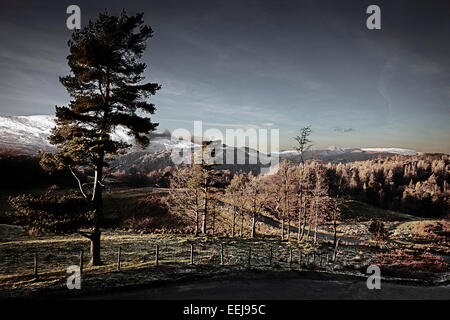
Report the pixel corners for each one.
[159,118,261,130]
[334,127,355,133]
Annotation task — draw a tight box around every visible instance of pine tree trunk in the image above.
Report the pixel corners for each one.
[89,229,101,266]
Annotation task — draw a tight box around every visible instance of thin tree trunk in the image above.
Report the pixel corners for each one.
[211,210,215,236]
[299,182,308,242]
[202,209,207,234]
[300,202,307,241]
[287,185,290,241]
[202,184,207,234]
[287,213,290,240]
[314,221,318,243]
[333,218,337,246]
[195,209,199,236]
[314,199,318,244]
[333,196,338,246]
[281,218,284,241]
[284,176,290,241]
[251,211,256,238]
[240,212,244,237]
[194,193,199,236]
[89,162,103,266]
[297,170,304,241]
[306,221,311,240]
[231,206,236,237]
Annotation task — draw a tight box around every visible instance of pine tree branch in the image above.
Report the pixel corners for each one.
[69,165,88,200]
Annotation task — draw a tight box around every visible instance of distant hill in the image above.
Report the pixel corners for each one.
[0,114,423,174]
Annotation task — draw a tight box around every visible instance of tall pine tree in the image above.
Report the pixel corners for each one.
[42,11,160,265]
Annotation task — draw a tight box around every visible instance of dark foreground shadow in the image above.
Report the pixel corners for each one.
[79,272,450,300]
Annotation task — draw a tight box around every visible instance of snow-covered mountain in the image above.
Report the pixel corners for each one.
[0,114,188,154]
[0,115,56,153]
[360,147,418,156]
[270,145,418,157]
[274,146,419,158]
[0,115,421,173]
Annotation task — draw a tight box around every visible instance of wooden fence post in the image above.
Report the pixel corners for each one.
[220,243,224,265]
[190,244,194,265]
[79,250,83,274]
[312,252,316,265]
[33,253,38,278]
[299,252,302,265]
[248,247,251,267]
[117,246,122,271]
[155,244,159,266]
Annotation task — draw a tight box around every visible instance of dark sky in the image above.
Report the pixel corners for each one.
[0,0,449,152]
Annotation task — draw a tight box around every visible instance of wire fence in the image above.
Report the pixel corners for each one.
[115,242,341,271]
[1,239,348,278]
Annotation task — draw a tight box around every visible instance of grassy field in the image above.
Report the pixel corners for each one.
[0,228,448,298]
[1,231,347,297]
[0,187,448,297]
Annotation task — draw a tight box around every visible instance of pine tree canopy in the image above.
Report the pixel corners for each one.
[48,10,160,169]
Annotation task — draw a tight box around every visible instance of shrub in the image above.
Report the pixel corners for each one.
[368,219,389,241]
[8,191,92,235]
[373,249,447,277]
[412,220,450,244]
[123,195,189,233]
[111,168,150,187]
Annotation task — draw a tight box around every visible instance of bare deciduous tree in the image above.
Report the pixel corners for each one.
[225,171,249,237]
[246,173,264,238]
[293,126,312,241]
[169,167,202,236]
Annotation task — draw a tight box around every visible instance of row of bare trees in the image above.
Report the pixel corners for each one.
[168,129,341,243]
[169,160,341,243]
[261,161,340,243]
